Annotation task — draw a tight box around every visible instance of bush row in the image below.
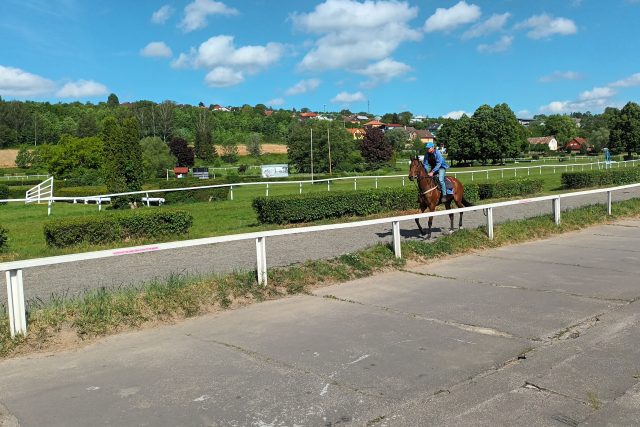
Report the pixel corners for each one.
[0,179,44,187]
[0,226,7,250]
[43,209,193,248]
[158,180,230,203]
[253,177,545,224]
[562,167,640,189]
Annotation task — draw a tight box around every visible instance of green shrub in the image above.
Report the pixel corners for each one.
[0,185,8,203]
[477,178,544,199]
[562,166,640,189]
[55,186,108,198]
[44,209,193,248]
[0,179,44,187]
[0,226,8,250]
[158,180,230,203]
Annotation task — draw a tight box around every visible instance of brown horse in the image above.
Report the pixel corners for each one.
[408,156,473,239]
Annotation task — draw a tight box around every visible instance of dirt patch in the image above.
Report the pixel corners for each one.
[0,149,18,167]
[214,144,287,156]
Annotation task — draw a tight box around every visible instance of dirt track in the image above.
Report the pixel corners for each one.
[0,149,17,167]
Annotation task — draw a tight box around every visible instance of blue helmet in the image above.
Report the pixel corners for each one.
[425,142,434,149]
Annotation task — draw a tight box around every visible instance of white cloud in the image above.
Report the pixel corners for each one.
[292,0,421,72]
[267,98,285,106]
[539,71,583,82]
[517,110,532,118]
[609,73,640,87]
[0,65,55,97]
[477,35,513,53]
[204,67,244,87]
[56,80,108,98]
[516,14,577,39]
[579,86,615,101]
[173,35,284,87]
[285,79,321,96]
[462,13,510,39]
[355,58,412,87]
[152,5,174,24]
[179,0,238,32]
[424,1,481,33]
[443,110,469,119]
[331,91,366,104]
[140,42,172,58]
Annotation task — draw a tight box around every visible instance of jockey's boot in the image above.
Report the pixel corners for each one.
[440,196,447,203]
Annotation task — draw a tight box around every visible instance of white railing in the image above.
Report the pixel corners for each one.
[2,181,639,338]
[0,174,49,181]
[24,177,54,216]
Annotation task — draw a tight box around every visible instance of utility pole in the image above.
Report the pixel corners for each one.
[328,127,332,175]
[310,127,314,182]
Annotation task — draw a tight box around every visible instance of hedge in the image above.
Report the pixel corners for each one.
[562,167,640,189]
[43,209,193,248]
[0,179,44,187]
[475,178,544,200]
[158,180,230,203]
[0,185,8,203]
[253,177,545,224]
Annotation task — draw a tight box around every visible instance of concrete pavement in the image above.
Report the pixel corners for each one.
[0,219,639,426]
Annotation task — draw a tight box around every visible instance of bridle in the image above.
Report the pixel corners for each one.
[409,160,438,196]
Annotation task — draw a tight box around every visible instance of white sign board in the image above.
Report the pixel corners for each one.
[261,164,289,178]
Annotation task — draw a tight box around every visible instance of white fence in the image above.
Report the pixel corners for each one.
[2,182,639,338]
[0,174,49,181]
[24,177,54,216]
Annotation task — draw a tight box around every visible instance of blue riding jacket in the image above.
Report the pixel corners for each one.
[423,149,449,173]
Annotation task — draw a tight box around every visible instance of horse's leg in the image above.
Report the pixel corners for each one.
[454,197,465,229]
[427,204,435,239]
[415,202,427,236]
[445,200,454,232]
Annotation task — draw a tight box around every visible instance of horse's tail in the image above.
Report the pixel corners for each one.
[461,197,474,207]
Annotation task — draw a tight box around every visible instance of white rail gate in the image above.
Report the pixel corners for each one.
[25,177,54,216]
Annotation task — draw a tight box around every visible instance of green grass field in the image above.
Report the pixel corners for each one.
[1,157,635,261]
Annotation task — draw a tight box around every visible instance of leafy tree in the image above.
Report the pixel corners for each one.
[544,115,579,145]
[361,127,392,168]
[219,139,239,163]
[609,102,640,158]
[472,105,499,164]
[384,128,409,153]
[14,146,35,168]
[102,117,143,207]
[246,132,262,157]
[492,103,526,161]
[439,115,477,165]
[140,137,177,179]
[0,124,18,147]
[194,109,216,161]
[169,137,195,167]
[38,135,103,178]
[107,93,120,107]
[287,122,356,173]
[589,127,610,153]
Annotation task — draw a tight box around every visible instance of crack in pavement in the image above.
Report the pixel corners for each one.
[545,241,640,253]
[472,253,637,275]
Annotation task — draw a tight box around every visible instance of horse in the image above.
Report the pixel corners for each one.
[408,156,473,239]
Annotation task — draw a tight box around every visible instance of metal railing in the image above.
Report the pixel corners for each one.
[2,181,639,338]
[24,177,54,215]
[0,174,49,181]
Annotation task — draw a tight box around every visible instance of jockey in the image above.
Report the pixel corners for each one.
[423,142,450,203]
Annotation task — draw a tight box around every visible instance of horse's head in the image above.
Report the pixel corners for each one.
[408,156,422,181]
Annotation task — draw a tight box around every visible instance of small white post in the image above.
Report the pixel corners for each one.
[486,208,494,240]
[354,178,357,190]
[607,191,612,215]
[6,269,27,337]
[527,168,530,176]
[166,169,169,181]
[47,199,52,216]
[299,182,302,194]
[392,220,401,258]
[539,166,542,175]
[402,177,405,187]
[471,172,474,181]
[553,197,561,225]
[230,185,234,201]
[501,170,504,179]
[486,171,489,180]
[327,180,330,192]
[146,192,150,207]
[98,199,102,211]
[266,184,269,197]
[256,237,267,286]
[375,178,378,189]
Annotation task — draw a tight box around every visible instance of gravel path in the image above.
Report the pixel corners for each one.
[14,187,640,304]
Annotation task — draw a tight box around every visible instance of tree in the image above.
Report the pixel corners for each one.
[361,127,392,169]
[14,146,35,168]
[609,102,640,158]
[384,128,409,153]
[438,115,477,165]
[140,137,177,179]
[492,103,526,162]
[589,127,610,153]
[472,105,499,164]
[246,132,262,157]
[107,93,120,107]
[102,117,143,207]
[287,122,357,173]
[544,115,579,145]
[219,138,239,163]
[38,135,103,178]
[169,137,195,167]
[156,100,175,143]
[194,109,216,161]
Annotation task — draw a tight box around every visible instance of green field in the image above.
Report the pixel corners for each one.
[0,157,635,261]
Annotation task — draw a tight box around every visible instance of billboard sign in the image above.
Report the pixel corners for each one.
[261,164,289,178]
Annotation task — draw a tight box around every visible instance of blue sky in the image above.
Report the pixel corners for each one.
[1,0,639,118]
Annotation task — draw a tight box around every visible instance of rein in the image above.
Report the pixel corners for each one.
[412,170,438,196]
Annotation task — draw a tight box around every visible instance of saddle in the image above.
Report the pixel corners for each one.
[432,176,454,195]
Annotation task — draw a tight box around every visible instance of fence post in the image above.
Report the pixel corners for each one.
[486,171,489,180]
[539,166,542,175]
[392,221,401,258]
[402,177,405,187]
[255,237,267,286]
[354,178,357,190]
[6,269,27,337]
[375,178,378,189]
[501,170,504,179]
[327,181,330,192]
[486,208,494,240]
[230,185,234,201]
[146,192,150,207]
[299,182,302,194]
[47,199,52,216]
[553,197,561,225]
[472,172,474,181]
[266,184,269,197]
[607,191,612,215]
[527,168,530,176]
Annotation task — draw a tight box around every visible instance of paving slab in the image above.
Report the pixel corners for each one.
[581,382,640,426]
[0,317,386,427]
[410,252,640,301]
[313,271,621,340]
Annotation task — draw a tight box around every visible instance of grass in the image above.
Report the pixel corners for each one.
[1,197,639,358]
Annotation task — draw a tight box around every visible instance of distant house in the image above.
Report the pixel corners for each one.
[410,115,427,124]
[527,136,558,151]
[299,112,318,120]
[264,110,273,117]
[518,118,534,127]
[427,123,443,135]
[346,128,366,140]
[356,115,370,121]
[174,167,189,178]
[415,130,435,145]
[403,126,418,140]
[565,137,591,153]
[212,104,230,112]
[382,123,403,132]
[364,120,385,128]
